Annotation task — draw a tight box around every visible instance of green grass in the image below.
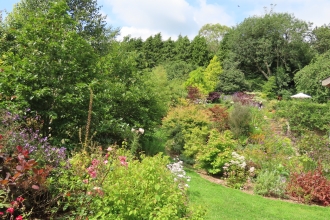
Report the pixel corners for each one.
[187,169,330,220]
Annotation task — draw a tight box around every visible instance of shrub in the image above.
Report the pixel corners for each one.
[54,147,203,219]
[295,130,330,175]
[254,169,287,199]
[162,105,210,155]
[223,152,254,189]
[207,105,229,132]
[275,100,330,136]
[206,92,221,103]
[286,165,330,206]
[196,129,237,175]
[229,104,252,138]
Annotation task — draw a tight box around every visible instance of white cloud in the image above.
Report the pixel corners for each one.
[100,0,330,40]
[102,0,232,40]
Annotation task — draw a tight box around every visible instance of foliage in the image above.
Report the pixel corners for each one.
[162,105,211,155]
[196,129,237,175]
[207,105,229,131]
[0,144,53,218]
[162,60,196,81]
[275,100,330,135]
[185,56,223,95]
[189,35,210,67]
[186,86,203,103]
[206,92,221,103]
[228,103,252,138]
[225,12,313,91]
[295,131,330,175]
[231,92,257,106]
[223,152,254,189]
[184,67,207,94]
[216,53,250,94]
[203,55,223,92]
[287,166,330,206]
[0,0,98,147]
[294,49,330,103]
[57,148,201,219]
[254,169,287,198]
[198,23,231,54]
[311,24,330,55]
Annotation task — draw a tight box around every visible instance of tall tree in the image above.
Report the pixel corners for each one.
[311,24,330,54]
[174,35,191,63]
[0,0,98,144]
[190,35,210,67]
[226,12,313,91]
[198,23,231,54]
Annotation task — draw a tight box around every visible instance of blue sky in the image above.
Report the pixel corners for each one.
[2,0,330,40]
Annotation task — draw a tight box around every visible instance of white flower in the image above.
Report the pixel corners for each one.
[249,167,255,173]
[138,128,145,134]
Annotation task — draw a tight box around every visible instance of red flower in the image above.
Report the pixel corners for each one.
[16,196,24,203]
[6,207,14,214]
[16,215,23,220]
[0,134,3,140]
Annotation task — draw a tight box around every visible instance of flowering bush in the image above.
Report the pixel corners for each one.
[54,146,202,219]
[167,158,191,190]
[223,152,254,189]
[196,129,237,175]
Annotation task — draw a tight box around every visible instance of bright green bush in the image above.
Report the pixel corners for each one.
[196,129,237,175]
[53,147,202,219]
[162,105,211,155]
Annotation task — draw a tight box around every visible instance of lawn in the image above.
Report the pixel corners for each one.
[187,169,330,220]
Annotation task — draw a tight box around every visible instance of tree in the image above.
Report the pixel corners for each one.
[190,35,210,67]
[204,55,223,92]
[294,50,330,103]
[226,12,313,90]
[311,24,330,54]
[198,23,231,54]
[216,54,249,94]
[0,0,98,146]
[174,35,191,63]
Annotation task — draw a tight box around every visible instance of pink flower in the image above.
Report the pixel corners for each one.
[16,215,23,220]
[107,147,113,152]
[92,159,99,166]
[103,160,108,164]
[119,156,128,167]
[90,171,97,178]
[83,179,89,184]
[6,207,14,214]
[16,196,24,203]
[0,212,4,215]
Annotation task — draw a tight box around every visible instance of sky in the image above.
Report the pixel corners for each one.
[1,0,330,40]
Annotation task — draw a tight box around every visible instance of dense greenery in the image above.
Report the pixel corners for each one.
[1,0,330,218]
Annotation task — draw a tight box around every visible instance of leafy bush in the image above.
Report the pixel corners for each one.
[275,100,330,136]
[162,105,211,155]
[254,169,287,198]
[295,130,330,175]
[207,92,221,103]
[196,129,237,175]
[55,147,202,219]
[286,166,330,206]
[207,105,229,132]
[229,104,252,138]
[223,152,254,189]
